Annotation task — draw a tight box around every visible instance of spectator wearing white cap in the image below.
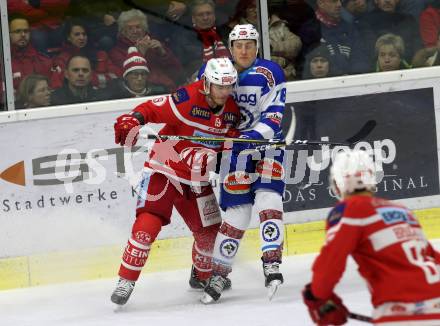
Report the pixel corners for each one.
[103,47,167,100]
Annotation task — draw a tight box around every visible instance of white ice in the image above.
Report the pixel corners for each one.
[0,252,378,326]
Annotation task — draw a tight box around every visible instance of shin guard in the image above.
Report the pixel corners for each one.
[211,204,252,277]
[255,191,284,263]
[118,212,162,281]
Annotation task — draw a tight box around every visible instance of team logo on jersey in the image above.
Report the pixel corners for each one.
[261,221,280,242]
[190,106,211,120]
[390,304,407,314]
[255,66,275,87]
[220,238,239,258]
[172,88,190,104]
[256,158,284,180]
[223,172,252,194]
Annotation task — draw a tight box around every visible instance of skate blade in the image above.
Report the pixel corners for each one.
[200,293,216,305]
[267,280,282,301]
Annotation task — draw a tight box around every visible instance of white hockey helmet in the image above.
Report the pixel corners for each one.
[203,57,237,94]
[228,24,260,52]
[330,149,377,199]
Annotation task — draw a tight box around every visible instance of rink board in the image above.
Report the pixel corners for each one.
[0,208,439,290]
[2,68,440,291]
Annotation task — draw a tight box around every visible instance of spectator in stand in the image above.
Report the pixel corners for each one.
[302,44,340,78]
[173,0,231,82]
[303,0,370,75]
[109,9,182,92]
[9,15,53,91]
[217,0,258,38]
[51,55,102,105]
[358,0,421,63]
[66,0,131,51]
[420,0,440,48]
[341,0,373,24]
[269,14,302,81]
[16,74,51,109]
[397,0,431,23]
[268,0,320,79]
[103,47,167,99]
[8,0,70,54]
[374,33,411,72]
[51,18,119,89]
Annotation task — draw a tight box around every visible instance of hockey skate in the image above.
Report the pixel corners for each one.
[189,265,231,290]
[111,277,135,306]
[263,261,283,300]
[200,275,228,304]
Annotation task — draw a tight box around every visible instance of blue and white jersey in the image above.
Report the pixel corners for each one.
[233,58,286,140]
[199,58,286,140]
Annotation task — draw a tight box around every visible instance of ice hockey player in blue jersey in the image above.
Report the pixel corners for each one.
[201,24,287,304]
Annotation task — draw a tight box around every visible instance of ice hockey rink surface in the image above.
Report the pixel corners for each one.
[0,250,388,326]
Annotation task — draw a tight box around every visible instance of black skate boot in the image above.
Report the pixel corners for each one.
[189,265,231,290]
[200,275,228,304]
[263,261,283,300]
[111,277,135,305]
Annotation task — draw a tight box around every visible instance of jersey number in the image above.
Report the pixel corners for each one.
[402,240,440,284]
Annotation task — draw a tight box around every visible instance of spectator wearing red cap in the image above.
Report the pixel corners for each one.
[109,9,182,91]
[103,47,167,100]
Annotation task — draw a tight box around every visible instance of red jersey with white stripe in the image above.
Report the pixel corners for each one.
[132,80,239,184]
[311,195,440,309]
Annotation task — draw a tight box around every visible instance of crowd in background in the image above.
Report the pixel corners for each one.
[3,0,440,110]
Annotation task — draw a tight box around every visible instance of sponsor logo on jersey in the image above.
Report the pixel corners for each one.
[327,203,346,227]
[172,88,190,104]
[256,158,284,180]
[190,106,211,120]
[261,221,280,242]
[223,172,252,194]
[377,207,418,225]
[233,92,257,106]
[265,112,282,126]
[223,112,238,125]
[255,66,275,87]
[152,96,167,106]
[390,304,407,314]
[192,130,222,148]
[220,238,239,258]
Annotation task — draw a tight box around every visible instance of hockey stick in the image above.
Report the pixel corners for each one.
[349,312,373,323]
[142,120,376,148]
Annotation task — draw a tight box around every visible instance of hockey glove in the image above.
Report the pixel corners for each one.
[302,283,348,326]
[114,113,141,146]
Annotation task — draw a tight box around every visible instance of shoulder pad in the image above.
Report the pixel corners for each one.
[327,202,346,228]
[172,88,190,104]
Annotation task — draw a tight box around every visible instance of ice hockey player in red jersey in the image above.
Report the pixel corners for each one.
[111,58,239,306]
[302,149,440,325]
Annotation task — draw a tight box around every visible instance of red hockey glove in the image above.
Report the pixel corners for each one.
[114,114,141,146]
[302,283,348,326]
